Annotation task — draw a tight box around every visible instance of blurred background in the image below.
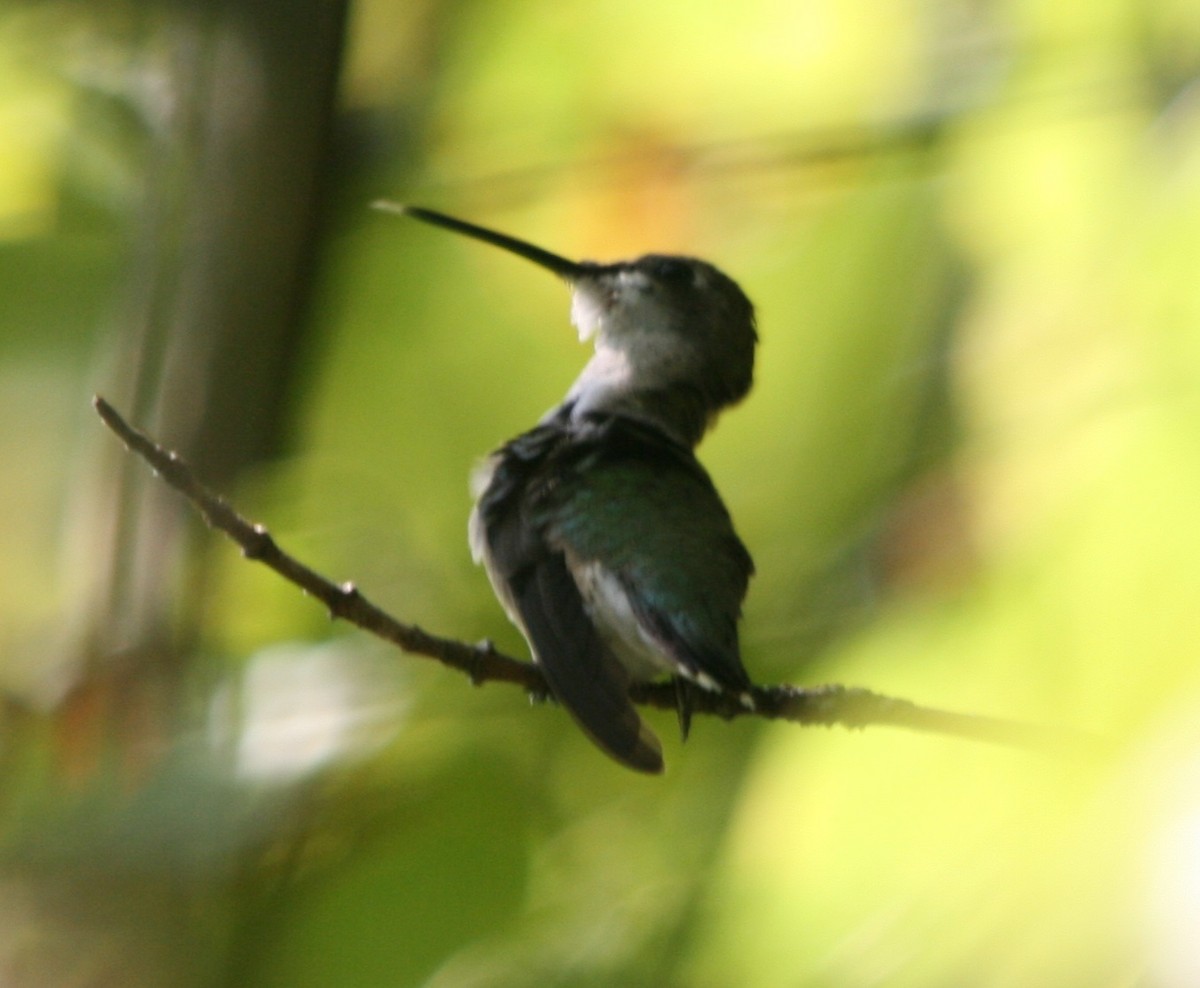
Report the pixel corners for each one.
[3,0,1200,985]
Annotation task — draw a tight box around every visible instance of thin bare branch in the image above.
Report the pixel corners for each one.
[93,395,1094,754]
[92,395,533,690]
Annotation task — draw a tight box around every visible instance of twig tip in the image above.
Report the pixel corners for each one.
[371,199,411,217]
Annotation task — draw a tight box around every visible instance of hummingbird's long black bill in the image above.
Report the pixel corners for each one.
[373,201,587,280]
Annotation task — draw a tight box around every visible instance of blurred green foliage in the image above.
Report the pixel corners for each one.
[3,0,1200,985]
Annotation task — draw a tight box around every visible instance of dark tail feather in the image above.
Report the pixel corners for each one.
[515,555,664,774]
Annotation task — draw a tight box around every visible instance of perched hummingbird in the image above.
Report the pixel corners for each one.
[384,203,757,773]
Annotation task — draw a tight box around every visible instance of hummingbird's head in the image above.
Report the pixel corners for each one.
[381,203,758,443]
[569,254,757,412]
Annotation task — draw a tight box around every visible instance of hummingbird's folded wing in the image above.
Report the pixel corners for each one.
[541,419,754,696]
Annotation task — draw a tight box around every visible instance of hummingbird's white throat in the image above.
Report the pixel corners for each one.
[563,270,658,426]
[569,268,651,343]
[569,282,607,342]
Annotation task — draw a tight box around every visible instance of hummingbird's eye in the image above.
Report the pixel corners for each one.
[648,257,694,287]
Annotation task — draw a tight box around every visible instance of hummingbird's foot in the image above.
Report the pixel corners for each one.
[526,686,552,705]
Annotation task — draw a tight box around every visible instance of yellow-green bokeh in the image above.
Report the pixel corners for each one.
[3,0,1200,984]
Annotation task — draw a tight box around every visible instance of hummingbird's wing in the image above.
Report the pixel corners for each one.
[474,425,666,774]
[538,418,754,696]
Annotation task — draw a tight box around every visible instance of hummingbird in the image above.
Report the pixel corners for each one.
[382,203,757,773]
